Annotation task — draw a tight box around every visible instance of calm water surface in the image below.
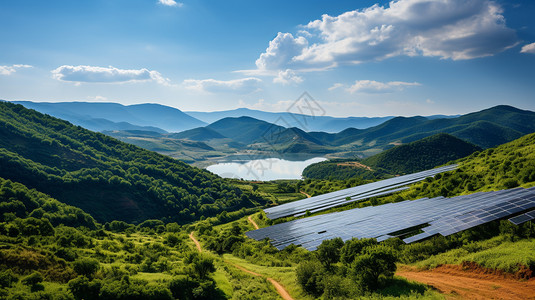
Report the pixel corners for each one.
[207,157,327,181]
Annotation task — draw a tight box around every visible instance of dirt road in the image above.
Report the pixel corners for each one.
[189,231,202,252]
[299,191,311,198]
[397,265,535,300]
[226,261,294,300]
[248,215,259,229]
[189,231,294,300]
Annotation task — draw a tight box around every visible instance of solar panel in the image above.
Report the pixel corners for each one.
[246,187,535,250]
[264,164,459,219]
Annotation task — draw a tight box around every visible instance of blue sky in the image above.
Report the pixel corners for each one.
[1,0,534,117]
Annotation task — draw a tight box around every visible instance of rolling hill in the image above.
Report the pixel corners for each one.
[0,102,261,223]
[12,101,206,133]
[303,133,482,179]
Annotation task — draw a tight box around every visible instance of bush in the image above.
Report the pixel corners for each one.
[350,245,397,291]
[73,258,100,277]
[0,269,18,288]
[296,260,324,297]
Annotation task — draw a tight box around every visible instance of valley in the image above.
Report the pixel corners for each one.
[1,101,535,299]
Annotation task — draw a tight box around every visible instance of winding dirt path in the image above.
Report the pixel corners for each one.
[189,230,294,300]
[299,191,311,198]
[248,215,259,229]
[189,231,202,253]
[226,261,294,300]
[397,265,535,300]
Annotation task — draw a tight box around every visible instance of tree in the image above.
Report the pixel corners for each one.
[350,245,397,291]
[73,258,100,277]
[316,237,344,269]
[68,276,101,300]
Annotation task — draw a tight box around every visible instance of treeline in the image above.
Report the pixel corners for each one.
[0,102,267,223]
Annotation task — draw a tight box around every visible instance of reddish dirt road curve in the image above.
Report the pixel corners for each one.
[397,265,535,300]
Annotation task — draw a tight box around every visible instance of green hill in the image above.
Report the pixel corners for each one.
[309,105,535,150]
[302,133,481,180]
[362,133,482,174]
[0,102,261,223]
[169,127,226,141]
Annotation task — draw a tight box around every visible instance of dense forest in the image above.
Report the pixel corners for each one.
[0,102,265,223]
[302,133,480,180]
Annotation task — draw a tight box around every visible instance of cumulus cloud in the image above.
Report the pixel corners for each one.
[158,0,183,7]
[255,0,517,71]
[346,80,420,94]
[273,69,303,85]
[51,65,171,85]
[183,77,262,94]
[255,32,308,70]
[520,42,535,54]
[0,64,32,75]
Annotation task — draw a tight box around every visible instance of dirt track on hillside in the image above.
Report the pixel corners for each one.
[299,191,311,198]
[189,231,294,300]
[189,232,202,252]
[248,216,259,229]
[397,265,535,300]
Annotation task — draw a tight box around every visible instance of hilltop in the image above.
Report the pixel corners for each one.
[0,102,263,223]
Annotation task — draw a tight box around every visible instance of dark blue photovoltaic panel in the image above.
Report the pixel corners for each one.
[246,186,535,250]
[264,165,458,220]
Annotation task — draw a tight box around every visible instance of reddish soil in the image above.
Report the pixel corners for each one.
[248,216,259,229]
[336,161,373,171]
[397,264,535,300]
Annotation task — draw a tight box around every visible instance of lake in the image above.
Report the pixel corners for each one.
[206,157,327,181]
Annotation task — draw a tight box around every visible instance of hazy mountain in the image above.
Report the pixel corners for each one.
[186,108,394,132]
[12,101,206,133]
[169,127,226,141]
[308,105,535,150]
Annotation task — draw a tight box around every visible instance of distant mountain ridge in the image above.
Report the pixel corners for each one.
[11,100,206,133]
[186,107,396,132]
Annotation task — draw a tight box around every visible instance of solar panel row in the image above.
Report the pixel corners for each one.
[246,187,535,250]
[264,164,458,220]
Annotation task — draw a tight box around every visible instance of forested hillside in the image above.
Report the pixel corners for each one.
[361,133,481,174]
[0,102,264,223]
[302,133,481,180]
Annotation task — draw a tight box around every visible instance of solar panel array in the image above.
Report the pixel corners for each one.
[264,164,458,220]
[246,187,535,250]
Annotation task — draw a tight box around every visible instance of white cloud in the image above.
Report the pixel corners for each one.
[183,77,262,94]
[158,0,183,7]
[255,0,517,71]
[328,83,344,91]
[520,42,535,54]
[346,80,420,94]
[255,32,308,70]
[0,64,32,75]
[51,65,171,85]
[426,99,435,104]
[273,69,303,85]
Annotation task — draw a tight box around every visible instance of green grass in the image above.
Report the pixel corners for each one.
[415,236,535,273]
